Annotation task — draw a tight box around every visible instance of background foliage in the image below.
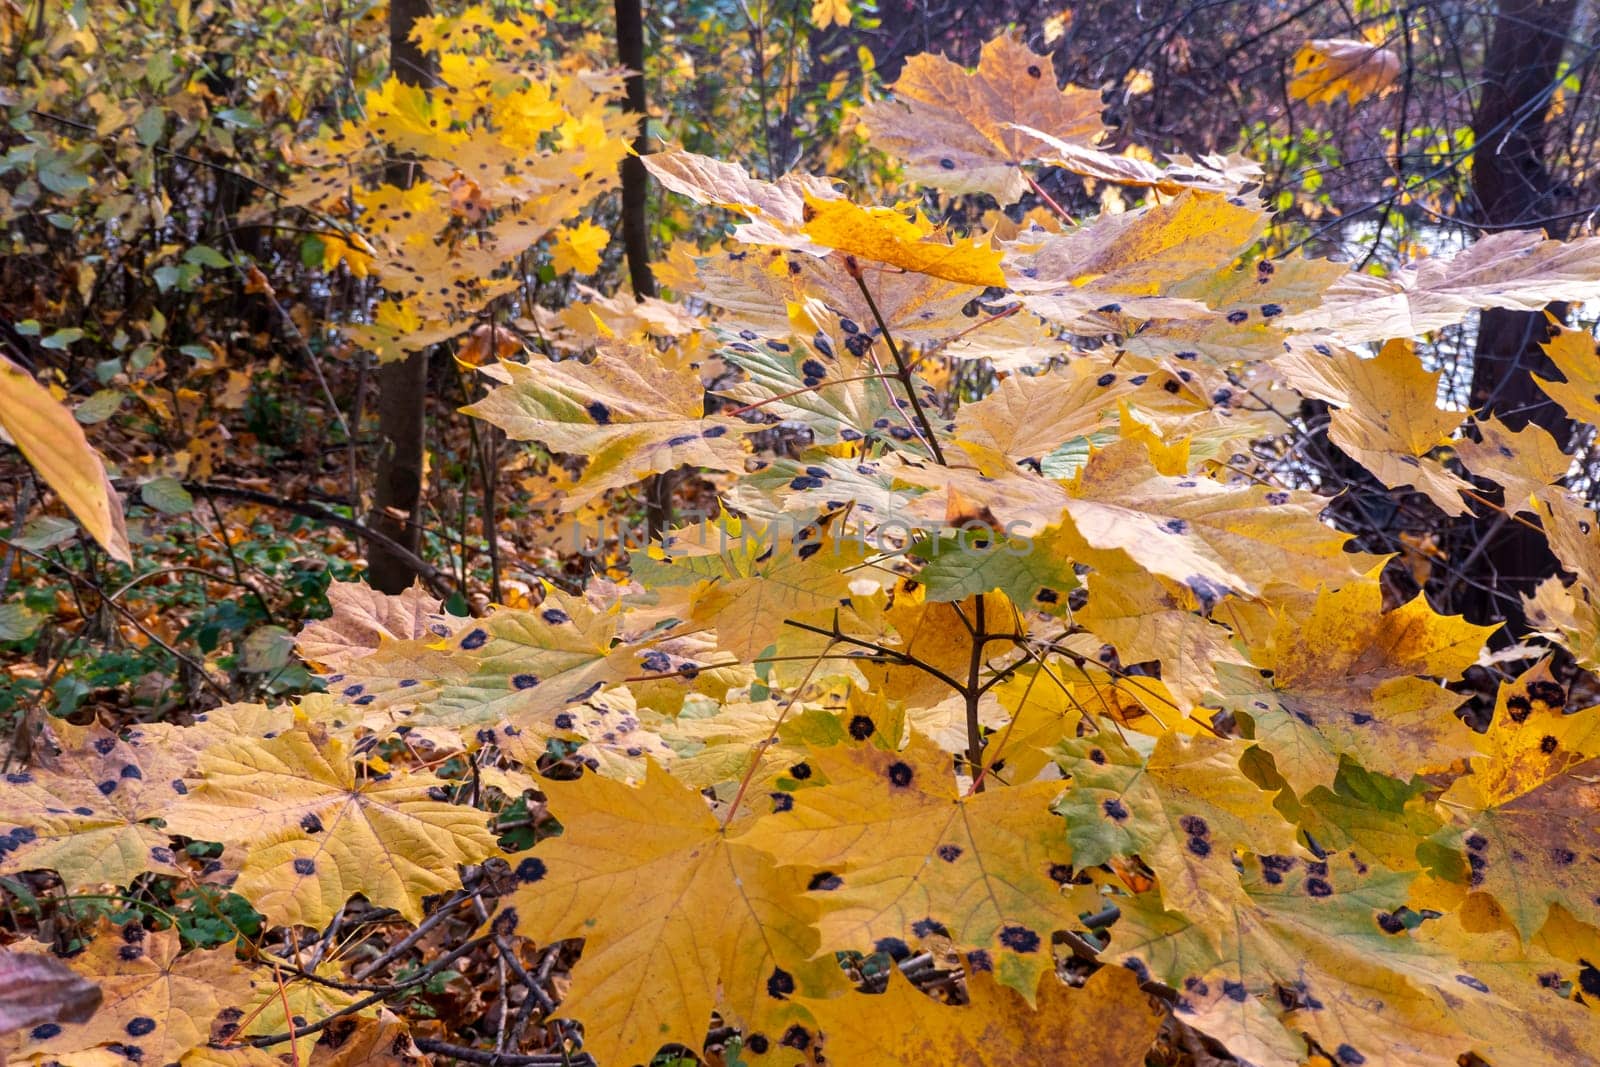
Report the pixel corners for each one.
[4,1,1600,1065]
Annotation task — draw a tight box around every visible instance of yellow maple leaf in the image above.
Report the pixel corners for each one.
[809,0,851,29]
[160,725,497,927]
[551,219,610,275]
[807,966,1164,1066]
[1289,38,1401,106]
[495,762,839,1066]
[802,194,1005,287]
[0,924,253,1067]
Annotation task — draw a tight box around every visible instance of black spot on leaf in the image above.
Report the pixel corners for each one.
[1102,798,1130,821]
[807,871,842,891]
[936,844,963,862]
[998,925,1040,952]
[766,968,795,999]
[293,858,316,875]
[887,761,913,787]
[848,715,875,740]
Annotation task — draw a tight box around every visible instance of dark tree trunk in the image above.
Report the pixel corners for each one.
[1451,0,1578,632]
[367,0,436,594]
[615,0,656,301]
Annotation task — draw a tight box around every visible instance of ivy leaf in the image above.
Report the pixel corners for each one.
[161,724,497,927]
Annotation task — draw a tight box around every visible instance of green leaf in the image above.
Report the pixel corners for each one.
[134,107,166,147]
[0,601,43,641]
[37,151,89,195]
[240,625,295,673]
[140,476,194,515]
[73,389,123,425]
[183,244,231,269]
[12,515,78,550]
[40,328,83,350]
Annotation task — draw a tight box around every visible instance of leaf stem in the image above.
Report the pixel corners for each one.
[849,268,948,465]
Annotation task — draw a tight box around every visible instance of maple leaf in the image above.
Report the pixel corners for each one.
[465,345,752,508]
[1221,581,1489,794]
[1054,730,1302,930]
[551,219,610,275]
[1076,566,1249,710]
[0,722,186,890]
[161,724,497,927]
[951,360,1141,471]
[1104,852,1600,1066]
[1452,417,1571,515]
[857,34,1104,204]
[801,194,1005,287]
[910,521,1085,608]
[1278,339,1471,514]
[1058,439,1368,605]
[1004,190,1265,302]
[711,310,908,447]
[496,763,836,1067]
[805,965,1164,1066]
[1288,38,1402,105]
[738,731,1077,994]
[642,148,841,248]
[0,949,100,1038]
[689,242,991,347]
[1284,229,1600,342]
[635,514,861,661]
[294,580,444,671]
[355,593,642,733]
[1009,125,1265,195]
[0,924,252,1067]
[1435,663,1600,938]
[1533,321,1600,425]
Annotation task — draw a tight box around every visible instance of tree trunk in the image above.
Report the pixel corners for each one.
[615,0,656,301]
[1451,0,1577,632]
[367,0,436,594]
